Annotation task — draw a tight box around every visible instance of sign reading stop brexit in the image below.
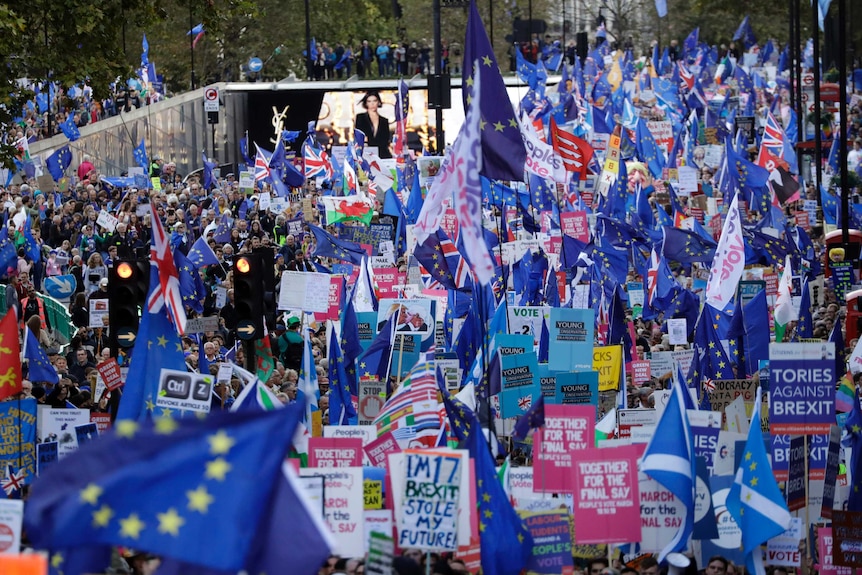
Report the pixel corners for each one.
[769,359,834,435]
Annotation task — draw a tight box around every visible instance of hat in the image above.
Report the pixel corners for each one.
[99,278,109,287]
[287,316,301,327]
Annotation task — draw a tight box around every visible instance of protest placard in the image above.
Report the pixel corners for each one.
[831,511,862,567]
[769,358,834,435]
[507,306,547,350]
[766,518,803,567]
[593,346,622,392]
[708,379,757,412]
[689,411,722,473]
[572,446,640,544]
[96,358,123,390]
[639,473,687,554]
[520,510,575,575]
[36,406,89,459]
[278,271,332,313]
[786,436,807,511]
[617,409,656,439]
[0,400,35,482]
[88,299,109,328]
[396,451,462,551]
[0,500,23,553]
[548,308,594,371]
[500,352,541,418]
[299,467,365,558]
[358,380,386,426]
[534,405,595,493]
[36,442,58,477]
[308,437,364,468]
[366,531,394,575]
[822,426,842,519]
[184,316,220,334]
[365,432,401,469]
[819,526,856,575]
[156,369,213,414]
[555,371,598,408]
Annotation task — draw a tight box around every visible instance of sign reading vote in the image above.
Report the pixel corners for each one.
[156,369,213,413]
[769,359,834,435]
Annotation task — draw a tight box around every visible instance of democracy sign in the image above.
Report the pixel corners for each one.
[534,405,594,493]
[769,359,834,435]
[396,451,462,551]
[572,446,640,544]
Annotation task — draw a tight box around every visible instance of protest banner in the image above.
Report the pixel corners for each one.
[0,400,35,482]
[299,467,365,558]
[308,437,364,468]
[617,409,656,439]
[819,526,855,575]
[278,271,332,313]
[771,432,829,481]
[707,379,757,412]
[822,425,842,519]
[699,475,744,567]
[374,268,404,300]
[35,442,58,477]
[555,371,598,408]
[766,518,803,567]
[831,511,862,567]
[507,467,557,511]
[572,446,640,544]
[536,365,561,401]
[639,473,686,554]
[36,406,89,459]
[593,346,622,392]
[689,411,722,474]
[396,451,462,551]
[0,499,23,554]
[769,358,834,435]
[500,352,541,418]
[712,431,746,476]
[786,436,806,512]
[548,308,594,372]
[534,405,594,493]
[520,510,575,575]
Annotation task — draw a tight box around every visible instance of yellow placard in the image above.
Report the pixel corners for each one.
[593,345,623,392]
[364,479,383,510]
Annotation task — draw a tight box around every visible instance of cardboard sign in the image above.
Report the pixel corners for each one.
[572,446,641,544]
[96,358,123,390]
[533,405,595,493]
[308,437,363,468]
[397,451,462,551]
[278,271,332,313]
[185,316,220,333]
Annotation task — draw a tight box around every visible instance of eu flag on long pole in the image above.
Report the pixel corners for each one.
[463,0,526,182]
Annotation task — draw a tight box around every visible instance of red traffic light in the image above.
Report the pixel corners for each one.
[235,257,251,274]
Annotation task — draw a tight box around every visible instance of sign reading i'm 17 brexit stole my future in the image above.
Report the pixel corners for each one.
[548,308,595,372]
[769,359,835,435]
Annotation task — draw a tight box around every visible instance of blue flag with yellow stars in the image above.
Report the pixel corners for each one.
[45,146,72,182]
[661,226,717,264]
[133,139,148,171]
[116,267,189,421]
[24,404,327,574]
[843,389,862,511]
[309,225,366,265]
[438,376,533,575]
[687,304,734,406]
[24,326,59,385]
[462,0,526,182]
[173,248,206,314]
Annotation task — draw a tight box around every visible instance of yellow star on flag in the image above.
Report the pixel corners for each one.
[115,420,139,439]
[92,504,114,528]
[208,430,236,455]
[157,508,186,536]
[205,458,232,481]
[187,485,214,513]
[155,417,178,435]
[157,335,168,348]
[119,513,146,540]
[80,483,103,505]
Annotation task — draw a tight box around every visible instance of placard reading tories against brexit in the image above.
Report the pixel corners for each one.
[397,451,462,551]
[769,359,834,435]
[548,308,594,372]
[533,405,595,493]
[572,446,640,544]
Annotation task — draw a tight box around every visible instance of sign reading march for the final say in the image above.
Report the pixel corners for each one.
[397,451,461,551]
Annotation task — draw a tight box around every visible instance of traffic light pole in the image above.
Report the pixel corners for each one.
[244,339,256,373]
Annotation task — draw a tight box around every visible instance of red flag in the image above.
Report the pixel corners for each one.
[0,311,22,400]
[550,117,593,179]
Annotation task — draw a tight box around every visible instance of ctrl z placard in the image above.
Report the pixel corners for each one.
[157,369,213,413]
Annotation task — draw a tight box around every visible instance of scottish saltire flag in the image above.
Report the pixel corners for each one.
[45,146,72,182]
[640,376,695,561]
[705,192,744,309]
[393,79,409,157]
[149,203,187,335]
[133,139,148,170]
[60,116,81,142]
[727,388,792,575]
[24,326,59,385]
[463,0,525,181]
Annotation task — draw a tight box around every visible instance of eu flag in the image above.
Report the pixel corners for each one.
[116,267,189,421]
[844,389,862,511]
[59,116,81,142]
[173,249,206,314]
[23,326,59,385]
[327,327,357,425]
[24,404,327,573]
[463,0,526,181]
[439,379,533,575]
[45,146,72,182]
[662,226,717,264]
[187,236,219,268]
[309,225,366,265]
[133,139,149,171]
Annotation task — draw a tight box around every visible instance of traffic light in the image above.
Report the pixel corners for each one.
[258,249,277,333]
[109,259,149,356]
[233,254,264,340]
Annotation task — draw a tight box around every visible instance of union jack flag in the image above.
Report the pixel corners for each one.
[678,62,695,93]
[393,79,409,157]
[762,111,787,159]
[302,139,332,180]
[2,465,24,497]
[253,144,271,182]
[646,249,660,307]
[149,203,187,335]
[518,395,532,411]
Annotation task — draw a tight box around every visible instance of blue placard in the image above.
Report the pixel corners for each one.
[555,371,598,408]
[496,333,533,357]
[500,352,541,418]
[75,423,99,447]
[701,475,745,566]
[693,456,719,540]
[388,334,421,380]
[356,312,377,351]
[0,399,37,483]
[548,308,594,371]
[536,364,563,402]
[43,274,77,300]
[768,359,835,435]
[771,432,829,479]
[36,441,58,477]
[692,420,721,474]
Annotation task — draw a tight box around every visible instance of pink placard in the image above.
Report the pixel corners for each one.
[560,211,589,242]
[374,268,406,299]
[533,404,595,493]
[97,358,123,390]
[571,445,641,544]
[818,527,855,575]
[364,432,401,470]
[631,360,651,386]
[316,277,344,323]
[307,437,363,468]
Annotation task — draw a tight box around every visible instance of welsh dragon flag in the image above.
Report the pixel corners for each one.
[321,196,374,226]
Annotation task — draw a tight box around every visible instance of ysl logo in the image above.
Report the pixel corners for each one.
[271,105,290,145]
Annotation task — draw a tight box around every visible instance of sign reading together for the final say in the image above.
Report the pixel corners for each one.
[572,445,641,544]
[533,404,595,493]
